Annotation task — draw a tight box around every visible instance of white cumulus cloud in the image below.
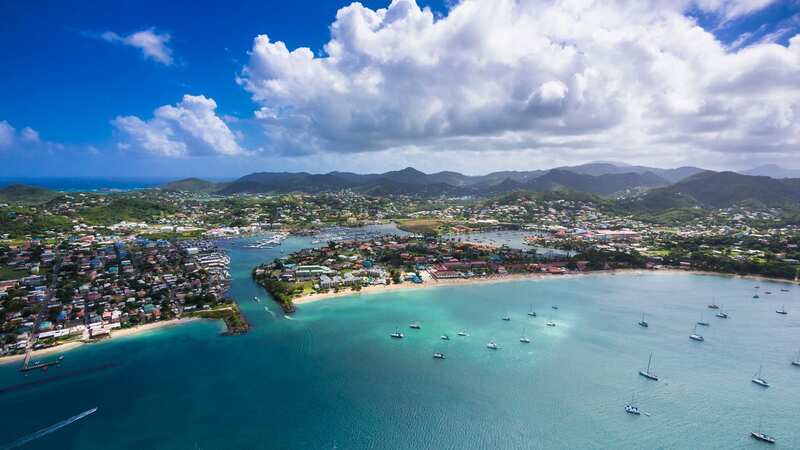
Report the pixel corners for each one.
[100,28,174,65]
[113,94,249,157]
[238,0,800,169]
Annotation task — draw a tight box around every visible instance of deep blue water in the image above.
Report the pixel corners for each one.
[1,235,798,449]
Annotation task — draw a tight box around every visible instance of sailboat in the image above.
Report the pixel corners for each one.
[715,305,728,319]
[753,286,760,299]
[776,305,788,315]
[486,341,499,350]
[528,304,537,317]
[457,330,468,337]
[638,353,659,381]
[792,350,800,367]
[502,314,511,321]
[752,417,777,444]
[638,313,648,328]
[433,352,446,359]
[707,300,719,309]
[624,393,641,415]
[409,322,421,329]
[519,328,531,344]
[697,312,709,327]
[546,317,556,327]
[440,334,450,340]
[689,324,704,342]
[751,366,769,387]
[390,328,404,339]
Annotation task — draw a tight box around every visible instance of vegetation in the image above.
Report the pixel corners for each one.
[252,276,304,313]
[186,302,249,335]
[0,184,60,204]
[396,218,444,235]
[77,198,178,225]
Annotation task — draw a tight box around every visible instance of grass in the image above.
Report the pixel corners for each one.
[186,302,249,335]
[0,266,26,281]
[395,219,444,235]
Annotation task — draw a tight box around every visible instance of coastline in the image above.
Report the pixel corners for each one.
[293,268,799,306]
[0,318,200,366]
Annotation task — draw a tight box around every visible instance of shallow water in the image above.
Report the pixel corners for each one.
[1,235,798,449]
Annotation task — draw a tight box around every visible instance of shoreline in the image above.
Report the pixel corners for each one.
[293,268,799,306]
[0,318,200,366]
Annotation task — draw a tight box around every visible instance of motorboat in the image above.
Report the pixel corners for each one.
[486,341,499,350]
[433,352,445,359]
[409,322,421,329]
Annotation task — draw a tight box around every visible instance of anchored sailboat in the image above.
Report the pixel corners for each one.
[638,313,648,328]
[689,324,704,342]
[776,305,788,315]
[751,366,769,387]
[638,353,659,381]
[519,328,531,344]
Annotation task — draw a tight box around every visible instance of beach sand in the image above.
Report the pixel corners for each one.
[0,318,199,365]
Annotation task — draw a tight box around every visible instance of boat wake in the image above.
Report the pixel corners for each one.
[283,315,297,321]
[264,307,276,318]
[2,407,97,449]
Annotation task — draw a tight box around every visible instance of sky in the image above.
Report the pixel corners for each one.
[1,0,799,178]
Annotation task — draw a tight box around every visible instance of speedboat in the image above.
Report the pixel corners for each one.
[752,366,769,387]
[751,431,776,444]
[433,352,445,359]
[624,404,641,415]
[457,330,468,336]
[486,341,499,350]
[409,322,421,329]
[390,331,404,339]
[440,334,450,341]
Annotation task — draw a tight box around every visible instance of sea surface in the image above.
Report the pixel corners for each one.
[1,234,799,449]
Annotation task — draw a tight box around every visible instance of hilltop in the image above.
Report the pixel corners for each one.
[0,184,60,204]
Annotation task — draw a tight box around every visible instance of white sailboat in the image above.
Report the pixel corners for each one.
[776,305,788,315]
[689,324,704,342]
[697,312,709,327]
[638,313,648,328]
[528,304,537,317]
[751,366,769,387]
[624,393,641,415]
[792,350,800,367]
[638,353,659,381]
[519,328,531,344]
[715,305,728,319]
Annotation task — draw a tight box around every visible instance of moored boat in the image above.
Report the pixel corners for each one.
[751,431,776,444]
[487,341,499,350]
[519,328,531,343]
[638,353,659,381]
[690,324,704,342]
[457,330,468,337]
[638,313,648,328]
[440,334,450,340]
[409,322,421,329]
[751,366,769,387]
[776,305,788,315]
[390,330,404,339]
[433,352,445,359]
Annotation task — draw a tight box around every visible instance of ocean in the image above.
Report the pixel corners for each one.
[1,234,798,449]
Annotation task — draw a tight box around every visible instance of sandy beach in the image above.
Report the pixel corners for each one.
[293,268,799,306]
[0,318,199,366]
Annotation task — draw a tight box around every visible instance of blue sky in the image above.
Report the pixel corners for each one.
[1,0,798,178]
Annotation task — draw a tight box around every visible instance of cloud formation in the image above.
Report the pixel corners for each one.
[113,94,248,157]
[0,120,53,150]
[100,28,174,65]
[238,0,800,168]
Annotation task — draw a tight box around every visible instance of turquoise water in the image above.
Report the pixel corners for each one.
[1,236,798,449]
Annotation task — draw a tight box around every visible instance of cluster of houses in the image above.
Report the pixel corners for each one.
[0,237,232,356]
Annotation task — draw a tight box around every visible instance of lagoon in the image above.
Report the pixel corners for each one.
[1,236,798,449]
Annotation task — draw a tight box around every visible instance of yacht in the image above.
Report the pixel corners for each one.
[486,341,499,350]
[697,313,709,327]
[638,313,648,328]
[624,394,641,415]
[433,352,446,359]
[440,334,450,341]
[776,305,788,315]
[457,330,468,337]
[715,306,728,319]
[638,353,659,381]
[751,431,776,444]
[689,324,704,342]
[546,320,556,327]
[528,304,537,317]
[409,322,421,329]
[502,315,511,321]
[519,328,531,344]
[390,330,404,339]
[707,302,719,309]
[751,366,769,387]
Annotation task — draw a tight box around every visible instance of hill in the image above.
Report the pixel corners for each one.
[523,170,669,196]
[740,164,800,179]
[556,162,704,183]
[162,178,224,193]
[623,171,800,212]
[0,184,60,204]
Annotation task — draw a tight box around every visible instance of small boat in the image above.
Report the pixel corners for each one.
[409,322,421,329]
[624,394,641,415]
[638,353,659,381]
[753,287,760,299]
[715,305,728,318]
[791,350,800,367]
[501,315,511,321]
[433,352,445,359]
[765,291,772,295]
[253,296,260,303]
[487,341,499,350]
[440,334,450,341]
[519,328,531,343]
[551,305,559,310]
[390,331,404,339]
[707,302,719,309]
[751,431,776,444]
[457,330,468,336]
[638,313,648,328]
[697,313,709,327]
[780,288,789,292]
[776,305,788,315]
[751,366,769,387]
[546,321,556,327]
[528,304,537,317]
[689,324,704,342]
